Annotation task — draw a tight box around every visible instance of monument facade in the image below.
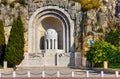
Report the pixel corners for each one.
[20,0,82,67]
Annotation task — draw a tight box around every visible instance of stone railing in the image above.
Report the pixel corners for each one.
[0,70,119,77]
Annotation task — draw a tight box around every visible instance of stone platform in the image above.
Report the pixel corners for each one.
[19,53,72,67]
[19,52,81,67]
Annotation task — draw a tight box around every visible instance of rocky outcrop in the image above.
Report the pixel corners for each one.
[0,2,28,51]
[0,0,119,52]
[80,0,120,52]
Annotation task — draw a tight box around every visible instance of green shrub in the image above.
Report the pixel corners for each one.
[73,0,101,12]
[105,28,120,47]
[109,63,120,69]
[109,49,120,64]
[86,41,117,67]
[105,28,120,69]
[87,31,92,36]
[15,0,26,6]
[10,1,15,8]
[1,0,8,6]
[91,0,101,9]
[97,27,103,33]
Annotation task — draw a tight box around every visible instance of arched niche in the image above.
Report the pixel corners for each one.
[28,6,74,53]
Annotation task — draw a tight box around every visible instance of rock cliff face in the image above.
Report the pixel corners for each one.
[0,0,119,52]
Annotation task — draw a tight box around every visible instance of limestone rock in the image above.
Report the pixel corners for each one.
[100,5,108,13]
[24,32,28,52]
[14,3,21,8]
[87,9,96,20]
[8,0,15,4]
[0,0,119,54]
[4,27,12,44]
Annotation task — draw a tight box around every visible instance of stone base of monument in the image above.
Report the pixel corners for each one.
[19,52,74,67]
[57,53,71,67]
[44,53,56,66]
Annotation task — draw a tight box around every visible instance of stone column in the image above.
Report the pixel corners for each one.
[52,39,54,49]
[48,39,50,49]
[55,39,58,49]
[54,39,56,49]
[45,39,47,50]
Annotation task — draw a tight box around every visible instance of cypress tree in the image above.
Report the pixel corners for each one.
[5,16,24,67]
[0,19,5,65]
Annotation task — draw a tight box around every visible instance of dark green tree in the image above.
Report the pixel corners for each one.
[0,19,5,65]
[5,16,24,67]
[86,41,117,67]
[105,28,120,48]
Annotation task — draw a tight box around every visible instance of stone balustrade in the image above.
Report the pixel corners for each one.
[0,70,119,77]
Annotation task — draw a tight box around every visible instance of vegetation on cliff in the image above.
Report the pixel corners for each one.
[15,0,26,6]
[73,0,101,11]
[1,0,8,6]
[1,0,26,8]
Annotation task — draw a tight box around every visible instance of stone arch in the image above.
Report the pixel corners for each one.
[28,6,74,53]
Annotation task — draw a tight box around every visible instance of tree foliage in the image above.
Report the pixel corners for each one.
[73,0,101,12]
[0,20,5,64]
[86,41,117,66]
[5,16,24,67]
[105,28,120,67]
[111,50,120,63]
[105,28,120,48]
